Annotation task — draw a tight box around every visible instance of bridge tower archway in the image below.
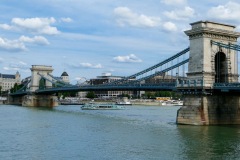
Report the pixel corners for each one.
[39,77,47,90]
[29,65,53,92]
[214,51,227,83]
[185,21,240,87]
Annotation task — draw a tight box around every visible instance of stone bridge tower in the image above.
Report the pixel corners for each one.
[21,65,58,107]
[29,65,53,92]
[185,21,240,87]
[177,21,240,125]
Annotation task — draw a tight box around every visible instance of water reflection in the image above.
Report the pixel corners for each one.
[177,125,240,159]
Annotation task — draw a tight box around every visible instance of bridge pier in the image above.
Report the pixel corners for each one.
[8,96,23,106]
[177,93,240,125]
[22,95,58,107]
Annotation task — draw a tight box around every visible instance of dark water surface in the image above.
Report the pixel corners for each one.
[0,105,240,160]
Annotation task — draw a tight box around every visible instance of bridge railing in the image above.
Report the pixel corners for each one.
[213,82,240,92]
[176,79,204,88]
[214,83,240,87]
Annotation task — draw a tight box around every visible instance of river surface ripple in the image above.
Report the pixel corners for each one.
[0,105,240,160]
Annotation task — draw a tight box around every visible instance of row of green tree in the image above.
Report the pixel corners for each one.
[65,91,181,100]
[10,83,24,93]
[142,91,181,99]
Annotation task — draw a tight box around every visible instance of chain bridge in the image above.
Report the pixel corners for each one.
[9,21,240,125]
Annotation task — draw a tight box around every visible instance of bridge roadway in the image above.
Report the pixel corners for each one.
[11,82,176,95]
[11,81,240,96]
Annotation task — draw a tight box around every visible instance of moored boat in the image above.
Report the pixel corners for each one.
[115,101,132,105]
[81,103,124,110]
[115,97,132,105]
[161,100,183,106]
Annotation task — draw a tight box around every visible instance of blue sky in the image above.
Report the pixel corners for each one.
[0,0,240,83]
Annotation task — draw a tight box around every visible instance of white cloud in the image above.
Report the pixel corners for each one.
[113,54,142,63]
[164,6,195,20]
[162,22,178,32]
[80,63,103,68]
[161,0,187,6]
[208,2,240,22]
[3,66,21,71]
[4,60,28,71]
[69,63,103,69]
[60,17,73,23]
[0,17,60,35]
[9,61,28,69]
[3,67,10,70]
[0,24,12,30]
[12,17,59,35]
[18,61,27,66]
[0,37,26,52]
[19,35,50,45]
[114,7,161,28]
[0,35,50,52]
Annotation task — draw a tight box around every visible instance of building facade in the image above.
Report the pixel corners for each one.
[90,73,134,98]
[0,71,21,91]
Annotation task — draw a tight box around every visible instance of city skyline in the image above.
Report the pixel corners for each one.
[0,0,240,83]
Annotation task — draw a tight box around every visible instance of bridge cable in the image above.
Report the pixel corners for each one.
[105,47,190,85]
[119,59,189,85]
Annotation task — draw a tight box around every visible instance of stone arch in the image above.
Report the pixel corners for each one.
[39,77,46,90]
[214,51,227,83]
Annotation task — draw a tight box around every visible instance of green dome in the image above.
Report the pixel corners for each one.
[61,71,68,76]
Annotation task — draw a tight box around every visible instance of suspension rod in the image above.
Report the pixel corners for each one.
[38,73,69,87]
[126,59,189,84]
[211,40,240,51]
[14,79,31,93]
[106,47,190,85]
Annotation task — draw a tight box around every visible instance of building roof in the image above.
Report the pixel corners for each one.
[0,74,15,79]
[54,77,62,81]
[61,71,69,76]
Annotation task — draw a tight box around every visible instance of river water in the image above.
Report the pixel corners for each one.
[0,105,240,160]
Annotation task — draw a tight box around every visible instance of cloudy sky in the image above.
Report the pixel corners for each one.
[0,0,240,83]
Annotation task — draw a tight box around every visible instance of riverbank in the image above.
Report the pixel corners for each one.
[60,98,182,106]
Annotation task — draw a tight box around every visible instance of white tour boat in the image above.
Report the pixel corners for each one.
[81,103,124,110]
[115,101,132,105]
